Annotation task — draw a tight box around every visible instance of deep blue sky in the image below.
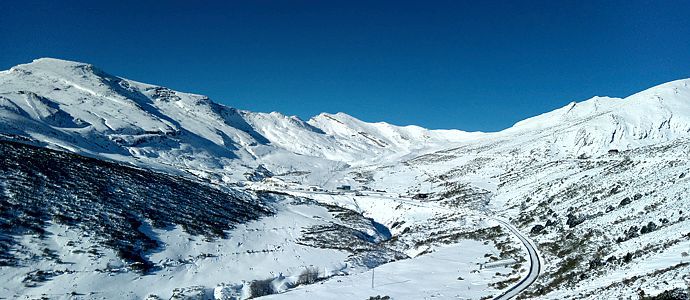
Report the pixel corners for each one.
[1,1,689,131]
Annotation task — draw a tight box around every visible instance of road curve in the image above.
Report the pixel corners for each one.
[493,218,542,300]
[265,187,542,298]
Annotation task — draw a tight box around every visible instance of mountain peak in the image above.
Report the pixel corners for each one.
[11,57,93,72]
[5,57,106,83]
[624,78,690,104]
[32,57,89,65]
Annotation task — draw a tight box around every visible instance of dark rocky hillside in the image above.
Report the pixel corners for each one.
[0,140,272,272]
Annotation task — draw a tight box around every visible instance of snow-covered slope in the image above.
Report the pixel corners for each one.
[0,58,476,184]
[501,78,690,157]
[346,79,690,299]
[0,141,411,299]
[2,58,689,183]
[2,57,690,299]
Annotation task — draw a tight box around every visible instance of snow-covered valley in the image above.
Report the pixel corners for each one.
[1,58,690,299]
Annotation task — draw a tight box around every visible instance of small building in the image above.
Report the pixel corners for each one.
[336,185,351,191]
[307,186,323,192]
[412,193,429,200]
[608,149,620,155]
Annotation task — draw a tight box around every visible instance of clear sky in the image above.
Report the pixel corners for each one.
[1,1,689,131]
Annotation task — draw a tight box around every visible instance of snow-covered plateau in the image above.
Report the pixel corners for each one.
[1,58,689,299]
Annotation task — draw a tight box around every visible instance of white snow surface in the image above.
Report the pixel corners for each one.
[263,240,510,300]
[2,58,690,299]
[0,58,478,184]
[3,58,689,186]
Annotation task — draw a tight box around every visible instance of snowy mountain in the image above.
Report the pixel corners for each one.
[500,78,690,157]
[2,58,688,183]
[350,80,690,298]
[0,58,475,185]
[1,58,690,299]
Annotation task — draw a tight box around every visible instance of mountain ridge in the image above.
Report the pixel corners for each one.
[2,57,690,186]
[0,58,483,182]
[1,57,690,185]
[2,57,690,299]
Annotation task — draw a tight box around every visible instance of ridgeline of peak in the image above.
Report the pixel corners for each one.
[4,58,689,135]
[0,58,477,181]
[0,57,689,180]
[8,57,102,78]
[22,57,93,68]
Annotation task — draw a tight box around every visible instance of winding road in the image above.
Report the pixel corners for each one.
[266,187,542,299]
[493,218,542,300]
